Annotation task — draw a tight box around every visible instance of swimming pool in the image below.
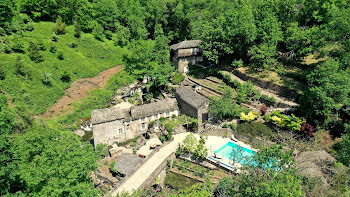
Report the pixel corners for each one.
[214,141,256,166]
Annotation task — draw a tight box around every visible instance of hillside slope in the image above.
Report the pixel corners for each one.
[0,22,126,114]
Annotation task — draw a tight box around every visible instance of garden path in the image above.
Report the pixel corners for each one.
[112,132,190,195]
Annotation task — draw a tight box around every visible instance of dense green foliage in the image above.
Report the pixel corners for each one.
[334,133,350,166]
[214,145,304,197]
[0,22,126,115]
[1,0,350,195]
[237,122,273,137]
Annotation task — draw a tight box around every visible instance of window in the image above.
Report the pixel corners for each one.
[118,128,123,134]
[125,120,131,124]
[141,124,146,130]
[140,117,146,123]
[166,111,170,117]
[153,114,159,119]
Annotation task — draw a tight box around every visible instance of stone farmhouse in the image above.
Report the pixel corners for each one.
[170,40,203,73]
[92,86,210,146]
[92,98,179,146]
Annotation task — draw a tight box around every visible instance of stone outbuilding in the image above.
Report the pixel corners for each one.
[170,40,203,73]
[175,86,210,130]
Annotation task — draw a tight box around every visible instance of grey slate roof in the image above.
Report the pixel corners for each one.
[91,107,126,124]
[170,40,201,50]
[176,86,209,109]
[114,153,144,176]
[131,98,178,119]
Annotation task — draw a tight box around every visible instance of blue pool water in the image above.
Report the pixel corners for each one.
[214,142,257,166]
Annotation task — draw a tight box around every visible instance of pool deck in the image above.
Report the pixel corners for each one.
[205,136,257,173]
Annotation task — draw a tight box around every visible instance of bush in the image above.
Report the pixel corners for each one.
[42,72,52,86]
[0,65,5,80]
[172,73,185,85]
[265,111,305,132]
[73,21,81,38]
[57,51,64,60]
[159,135,166,143]
[237,122,273,137]
[334,133,350,166]
[60,71,71,83]
[28,41,43,63]
[130,142,136,147]
[52,35,59,42]
[109,161,118,175]
[300,123,316,136]
[54,16,66,35]
[230,123,237,131]
[240,112,257,122]
[70,43,77,48]
[92,23,104,41]
[260,94,276,103]
[50,45,57,53]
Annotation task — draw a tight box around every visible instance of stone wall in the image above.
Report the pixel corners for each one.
[139,152,176,190]
[232,69,300,101]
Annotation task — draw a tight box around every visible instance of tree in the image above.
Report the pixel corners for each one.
[54,16,66,35]
[300,58,350,127]
[27,41,43,63]
[0,0,15,32]
[182,133,198,153]
[92,22,104,41]
[11,127,98,196]
[0,93,16,195]
[214,145,304,197]
[210,87,241,120]
[334,133,350,166]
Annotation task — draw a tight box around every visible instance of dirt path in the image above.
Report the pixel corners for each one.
[42,65,123,118]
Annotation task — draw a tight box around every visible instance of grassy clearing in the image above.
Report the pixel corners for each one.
[46,69,135,131]
[0,22,126,114]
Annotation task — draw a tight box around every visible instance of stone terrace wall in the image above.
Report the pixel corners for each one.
[232,69,300,101]
[139,152,176,190]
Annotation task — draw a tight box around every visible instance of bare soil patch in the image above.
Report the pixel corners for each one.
[42,65,123,118]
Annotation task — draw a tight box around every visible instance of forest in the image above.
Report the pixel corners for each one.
[0,0,349,196]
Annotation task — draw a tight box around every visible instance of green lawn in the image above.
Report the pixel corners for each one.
[0,22,126,114]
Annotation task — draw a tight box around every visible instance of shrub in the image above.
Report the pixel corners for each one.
[172,73,185,85]
[0,65,5,80]
[260,104,268,115]
[70,43,77,48]
[52,35,59,42]
[159,135,166,143]
[237,122,273,137]
[49,45,57,53]
[109,161,118,175]
[300,123,316,136]
[240,112,257,122]
[42,72,52,86]
[28,41,43,63]
[73,21,81,38]
[261,94,276,103]
[130,142,136,147]
[57,51,64,60]
[334,133,350,166]
[264,111,305,132]
[54,16,66,35]
[230,123,237,131]
[92,23,104,41]
[60,71,71,83]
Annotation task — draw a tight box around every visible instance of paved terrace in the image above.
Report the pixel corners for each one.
[112,132,190,195]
